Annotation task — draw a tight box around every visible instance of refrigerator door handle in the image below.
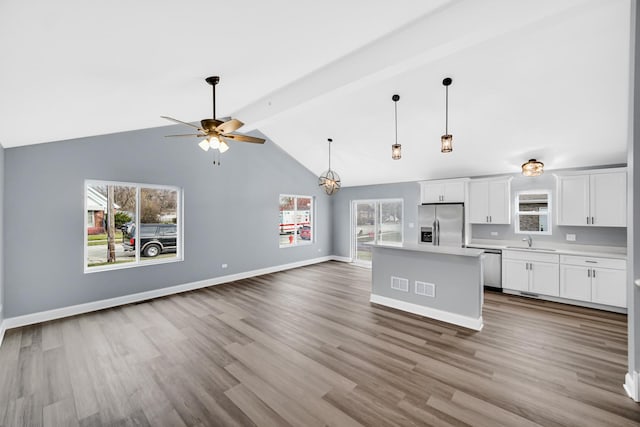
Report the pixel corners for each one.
[436,219,440,245]
[432,220,437,245]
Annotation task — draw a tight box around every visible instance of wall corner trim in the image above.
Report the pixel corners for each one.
[1,256,343,336]
[624,371,640,402]
[369,294,483,331]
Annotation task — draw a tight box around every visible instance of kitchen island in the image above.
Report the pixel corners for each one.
[369,242,485,330]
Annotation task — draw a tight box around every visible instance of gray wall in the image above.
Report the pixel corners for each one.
[0,143,3,323]
[629,0,639,386]
[4,126,332,318]
[471,170,627,247]
[331,181,420,258]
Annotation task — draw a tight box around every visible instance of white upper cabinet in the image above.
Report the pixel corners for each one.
[468,177,511,224]
[556,169,626,227]
[419,178,468,204]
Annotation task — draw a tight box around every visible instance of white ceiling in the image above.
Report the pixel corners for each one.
[0,0,632,187]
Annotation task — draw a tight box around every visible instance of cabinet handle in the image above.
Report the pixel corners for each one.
[489,215,492,223]
[585,260,597,264]
[587,269,591,278]
[591,216,595,224]
[587,216,590,224]
[592,269,596,278]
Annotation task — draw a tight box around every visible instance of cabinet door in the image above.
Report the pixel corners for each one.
[560,264,591,301]
[422,183,444,203]
[443,181,465,202]
[530,261,559,296]
[502,259,528,291]
[591,267,626,307]
[468,180,489,223]
[590,172,627,227]
[487,180,510,224]
[557,175,590,226]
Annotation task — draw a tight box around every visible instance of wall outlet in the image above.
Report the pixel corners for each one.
[566,234,576,242]
[408,222,415,229]
[221,263,228,269]
[491,231,499,236]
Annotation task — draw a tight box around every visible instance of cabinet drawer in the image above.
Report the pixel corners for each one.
[503,250,559,264]
[559,255,626,270]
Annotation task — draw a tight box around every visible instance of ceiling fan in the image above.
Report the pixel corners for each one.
[161,76,265,160]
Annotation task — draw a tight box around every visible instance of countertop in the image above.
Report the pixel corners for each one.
[467,239,627,260]
[368,242,484,258]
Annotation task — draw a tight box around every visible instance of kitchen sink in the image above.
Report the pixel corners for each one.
[505,246,557,251]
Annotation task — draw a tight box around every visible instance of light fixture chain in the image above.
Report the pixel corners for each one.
[394,101,398,144]
[445,85,449,135]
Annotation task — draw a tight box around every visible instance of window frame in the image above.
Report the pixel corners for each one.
[279,194,314,248]
[514,190,552,235]
[84,179,184,274]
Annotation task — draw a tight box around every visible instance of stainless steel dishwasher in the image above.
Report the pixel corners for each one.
[482,249,502,291]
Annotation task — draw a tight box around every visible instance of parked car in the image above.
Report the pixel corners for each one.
[123,223,177,257]
[300,225,311,240]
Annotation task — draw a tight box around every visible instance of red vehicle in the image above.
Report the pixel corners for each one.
[299,225,311,240]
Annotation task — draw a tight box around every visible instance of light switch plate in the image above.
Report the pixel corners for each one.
[491,231,498,236]
[566,234,576,241]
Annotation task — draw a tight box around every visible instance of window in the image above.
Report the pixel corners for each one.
[279,195,313,247]
[515,190,551,235]
[85,180,182,272]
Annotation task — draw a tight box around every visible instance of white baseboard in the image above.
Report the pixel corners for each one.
[624,371,640,402]
[1,256,335,333]
[370,294,483,331]
[331,255,352,263]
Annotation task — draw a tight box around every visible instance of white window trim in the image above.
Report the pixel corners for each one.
[514,189,552,235]
[84,179,184,273]
[350,198,404,266]
[279,194,314,248]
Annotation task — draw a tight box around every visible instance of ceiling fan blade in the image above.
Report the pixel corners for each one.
[216,118,244,134]
[164,134,207,137]
[224,134,266,144]
[161,116,201,129]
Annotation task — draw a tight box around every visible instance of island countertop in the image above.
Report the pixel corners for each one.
[367,242,484,258]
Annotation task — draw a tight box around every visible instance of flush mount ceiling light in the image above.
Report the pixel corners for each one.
[161,76,265,165]
[522,159,544,176]
[441,77,453,153]
[391,94,401,160]
[318,138,341,195]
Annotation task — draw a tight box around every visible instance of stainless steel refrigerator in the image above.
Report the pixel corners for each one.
[418,203,464,246]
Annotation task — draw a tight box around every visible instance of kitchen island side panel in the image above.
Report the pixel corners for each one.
[371,246,483,319]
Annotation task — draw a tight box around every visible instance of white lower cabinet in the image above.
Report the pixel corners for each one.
[559,255,626,308]
[502,251,559,297]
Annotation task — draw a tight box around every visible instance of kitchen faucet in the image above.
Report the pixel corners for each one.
[522,235,533,248]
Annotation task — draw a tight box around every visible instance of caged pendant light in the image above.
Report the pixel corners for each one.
[318,138,341,195]
[391,94,401,160]
[441,77,453,153]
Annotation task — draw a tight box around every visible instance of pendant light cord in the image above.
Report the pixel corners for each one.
[445,85,449,135]
[328,138,332,171]
[394,100,398,144]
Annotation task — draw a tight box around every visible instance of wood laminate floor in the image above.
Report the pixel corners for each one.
[0,261,638,426]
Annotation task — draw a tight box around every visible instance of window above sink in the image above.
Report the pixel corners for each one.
[515,190,552,235]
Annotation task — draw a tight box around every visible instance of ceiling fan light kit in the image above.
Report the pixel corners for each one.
[441,77,453,153]
[391,94,401,160]
[161,75,265,165]
[318,138,341,195]
[522,159,544,176]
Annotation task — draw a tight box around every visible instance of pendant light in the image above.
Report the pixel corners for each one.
[391,94,401,160]
[522,159,544,176]
[441,77,453,153]
[318,138,341,195]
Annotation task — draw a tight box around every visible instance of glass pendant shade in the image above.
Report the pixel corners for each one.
[522,159,544,176]
[218,139,229,153]
[209,136,221,150]
[441,134,453,153]
[198,139,211,151]
[318,170,341,195]
[392,143,402,160]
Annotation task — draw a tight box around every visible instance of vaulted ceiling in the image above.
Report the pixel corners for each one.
[0,0,631,186]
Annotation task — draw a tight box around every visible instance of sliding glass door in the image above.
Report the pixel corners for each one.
[352,199,403,267]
